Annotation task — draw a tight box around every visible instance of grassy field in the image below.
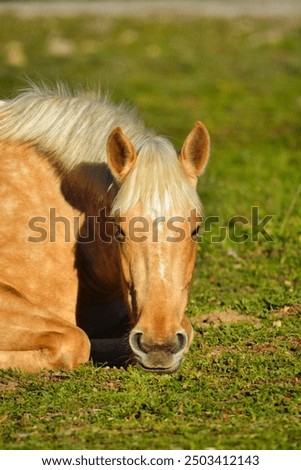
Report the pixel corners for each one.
[0,12,300,450]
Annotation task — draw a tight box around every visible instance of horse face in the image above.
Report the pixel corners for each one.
[115,210,199,373]
[107,123,209,373]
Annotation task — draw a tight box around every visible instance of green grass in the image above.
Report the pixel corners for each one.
[0,13,300,449]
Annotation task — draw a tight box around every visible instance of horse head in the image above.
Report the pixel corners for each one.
[107,122,210,373]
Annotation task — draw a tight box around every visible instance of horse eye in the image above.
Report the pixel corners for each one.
[191,226,201,240]
[115,224,126,242]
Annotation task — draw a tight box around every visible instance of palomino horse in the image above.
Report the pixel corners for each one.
[0,86,210,373]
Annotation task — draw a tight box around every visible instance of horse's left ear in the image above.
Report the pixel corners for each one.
[179,121,210,183]
[107,127,137,181]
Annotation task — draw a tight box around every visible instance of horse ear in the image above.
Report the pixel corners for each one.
[107,127,137,181]
[179,121,210,183]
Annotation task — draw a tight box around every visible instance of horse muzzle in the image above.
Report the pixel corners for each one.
[129,329,188,374]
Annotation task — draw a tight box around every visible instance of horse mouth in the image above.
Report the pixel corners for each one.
[135,357,183,374]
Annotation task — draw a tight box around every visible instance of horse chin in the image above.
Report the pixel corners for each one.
[135,353,183,374]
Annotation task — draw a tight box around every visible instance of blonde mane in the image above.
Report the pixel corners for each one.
[0,85,202,216]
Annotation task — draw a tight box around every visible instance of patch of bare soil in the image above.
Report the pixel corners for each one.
[0,380,18,391]
[272,304,301,317]
[193,309,261,329]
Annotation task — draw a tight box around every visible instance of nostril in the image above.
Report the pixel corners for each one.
[135,332,143,351]
[176,331,188,353]
[130,331,148,354]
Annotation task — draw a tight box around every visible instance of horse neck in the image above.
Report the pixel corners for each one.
[60,161,122,306]
[75,195,122,308]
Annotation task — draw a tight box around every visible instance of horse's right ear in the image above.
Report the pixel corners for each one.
[107,127,137,181]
